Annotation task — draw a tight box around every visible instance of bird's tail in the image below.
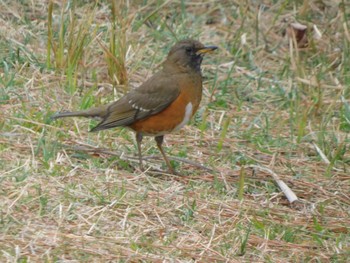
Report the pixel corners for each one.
[51,106,107,120]
[51,111,88,120]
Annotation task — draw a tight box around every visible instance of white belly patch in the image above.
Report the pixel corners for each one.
[173,102,193,131]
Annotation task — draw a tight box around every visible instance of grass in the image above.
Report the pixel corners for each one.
[1,0,350,261]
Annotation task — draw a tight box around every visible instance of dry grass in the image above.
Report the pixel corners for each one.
[1,0,350,262]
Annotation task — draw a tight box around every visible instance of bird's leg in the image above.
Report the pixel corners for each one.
[136,132,144,171]
[155,135,175,174]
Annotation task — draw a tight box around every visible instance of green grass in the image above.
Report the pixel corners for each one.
[1,0,350,261]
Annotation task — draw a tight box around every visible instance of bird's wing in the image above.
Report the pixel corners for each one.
[91,72,180,132]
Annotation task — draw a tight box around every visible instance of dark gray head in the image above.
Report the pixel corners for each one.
[165,39,217,72]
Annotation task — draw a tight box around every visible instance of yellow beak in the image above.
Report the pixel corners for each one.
[196,46,218,55]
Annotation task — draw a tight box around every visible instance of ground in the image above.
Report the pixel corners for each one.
[1,0,349,262]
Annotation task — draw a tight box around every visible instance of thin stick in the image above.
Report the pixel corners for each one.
[312,142,330,165]
[247,164,298,203]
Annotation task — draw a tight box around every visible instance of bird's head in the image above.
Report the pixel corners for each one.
[165,39,217,72]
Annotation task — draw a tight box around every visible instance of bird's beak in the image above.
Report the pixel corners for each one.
[196,46,218,55]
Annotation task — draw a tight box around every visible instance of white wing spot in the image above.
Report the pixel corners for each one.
[130,101,151,112]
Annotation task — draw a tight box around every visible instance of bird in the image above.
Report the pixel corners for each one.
[51,39,217,174]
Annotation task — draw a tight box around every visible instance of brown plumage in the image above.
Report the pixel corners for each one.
[52,39,217,173]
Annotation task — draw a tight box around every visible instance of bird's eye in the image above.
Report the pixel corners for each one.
[185,46,193,53]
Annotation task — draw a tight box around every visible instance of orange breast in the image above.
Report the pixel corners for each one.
[129,78,202,136]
